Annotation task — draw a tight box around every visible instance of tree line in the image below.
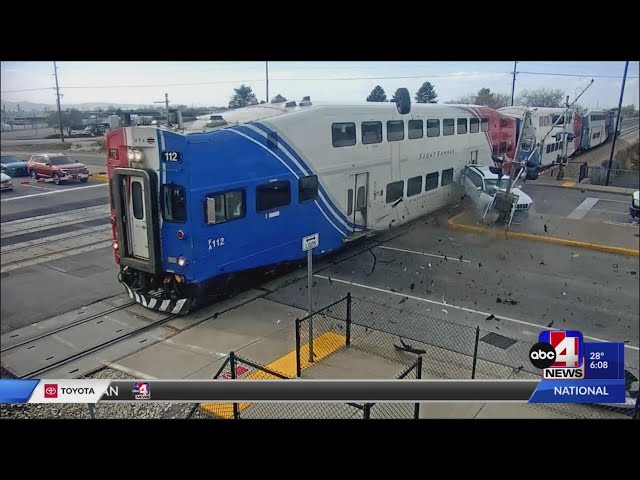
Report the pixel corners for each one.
[227,83,638,116]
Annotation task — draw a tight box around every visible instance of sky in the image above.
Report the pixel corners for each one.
[1,61,638,110]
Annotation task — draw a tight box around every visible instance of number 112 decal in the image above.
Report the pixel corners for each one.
[163,151,182,162]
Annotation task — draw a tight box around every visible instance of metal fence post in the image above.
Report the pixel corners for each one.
[471,326,480,380]
[230,351,239,419]
[346,292,352,347]
[415,356,423,420]
[295,319,302,378]
[363,403,372,420]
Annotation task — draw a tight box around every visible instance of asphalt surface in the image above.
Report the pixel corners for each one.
[520,184,634,222]
[0,152,637,373]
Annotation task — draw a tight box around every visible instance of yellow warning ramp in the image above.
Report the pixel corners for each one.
[201,331,345,418]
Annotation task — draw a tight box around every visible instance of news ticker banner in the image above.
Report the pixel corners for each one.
[0,332,630,406]
[0,378,631,404]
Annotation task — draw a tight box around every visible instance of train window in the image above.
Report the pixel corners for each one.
[539,117,544,127]
[469,118,479,133]
[162,184,186,223]
[492,144,498,156]
[425,172,439,191]
[427,119,440,137]
[362,121,382,144]
[257,181,291,212]
[356,186,366,211]
[408,119,423,139]
[441,168,454,186]
[500,119,511,128]
[387,120,404,142]
[332,123,356,148]
[546,144,551,154]
[206,190,245,225]
[443,119,455,136]
[407,176,422,197]
[299,175,318,202]
[480,118,489,132]
[386,181,404,204]
[457,118,467,134]
[498,142,507,155]
[551,115,564,125]
[544,117,550,127]
[132,182,144,220]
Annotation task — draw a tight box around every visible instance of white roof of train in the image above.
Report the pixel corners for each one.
[185,100,487,134]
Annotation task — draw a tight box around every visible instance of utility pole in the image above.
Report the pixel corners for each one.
[605,61,629,187]
[154,93,170,125]
[510,61,518,106]
[53,61,64,142]
[265,61,269,103]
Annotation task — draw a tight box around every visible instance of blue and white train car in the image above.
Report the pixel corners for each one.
[106,95,516,314]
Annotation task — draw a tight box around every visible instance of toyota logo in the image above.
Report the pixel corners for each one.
[44,384,58,398]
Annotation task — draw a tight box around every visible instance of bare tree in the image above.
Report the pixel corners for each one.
[516,88,565,108]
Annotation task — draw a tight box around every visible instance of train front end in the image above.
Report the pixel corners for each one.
[106,126,195,315]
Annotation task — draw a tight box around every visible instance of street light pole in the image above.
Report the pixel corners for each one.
[605,61,629,187]
[265,61,269,103]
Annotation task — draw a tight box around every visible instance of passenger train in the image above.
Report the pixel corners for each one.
[498,106,619,166]
[106,91,524,314]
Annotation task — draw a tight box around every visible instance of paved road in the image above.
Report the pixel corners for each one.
[1,177,116,333]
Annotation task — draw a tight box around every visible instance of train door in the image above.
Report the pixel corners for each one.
[127,177,149,259]
[346,172,368,232]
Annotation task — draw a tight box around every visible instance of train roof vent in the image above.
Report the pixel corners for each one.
[285,101,297,108]
[206,115,227,127]
[271,94,287,104]
[300,96,312,106]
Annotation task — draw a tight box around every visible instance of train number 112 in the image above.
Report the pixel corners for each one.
[163,151,182,162]
[208,237,225,250]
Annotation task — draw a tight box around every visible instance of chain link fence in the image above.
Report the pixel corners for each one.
[186,349,421,419]
[294,294,639,419]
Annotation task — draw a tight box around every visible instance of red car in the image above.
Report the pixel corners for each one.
[27,153,90,184]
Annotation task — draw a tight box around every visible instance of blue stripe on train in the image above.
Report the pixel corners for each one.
[229,125,361,233]
[222,126,349,238]
[249,122,366,230]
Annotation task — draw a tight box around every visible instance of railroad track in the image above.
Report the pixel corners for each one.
[18,309,183,379]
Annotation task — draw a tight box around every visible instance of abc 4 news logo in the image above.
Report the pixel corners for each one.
[529,331,584,379]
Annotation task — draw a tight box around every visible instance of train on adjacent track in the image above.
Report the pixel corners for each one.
[105,89,619,315]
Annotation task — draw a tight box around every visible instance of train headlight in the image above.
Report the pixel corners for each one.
[113,241,119,250]
[127,149,144,162]
[177,256,187,267]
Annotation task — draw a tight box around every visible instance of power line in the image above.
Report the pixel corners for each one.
[0,72,507,93]
[3,70,638,94]
[518,70,639,79]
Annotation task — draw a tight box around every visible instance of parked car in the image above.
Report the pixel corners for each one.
[1,156,30,177]
[1,172,13,191]
[27,153,90,184]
